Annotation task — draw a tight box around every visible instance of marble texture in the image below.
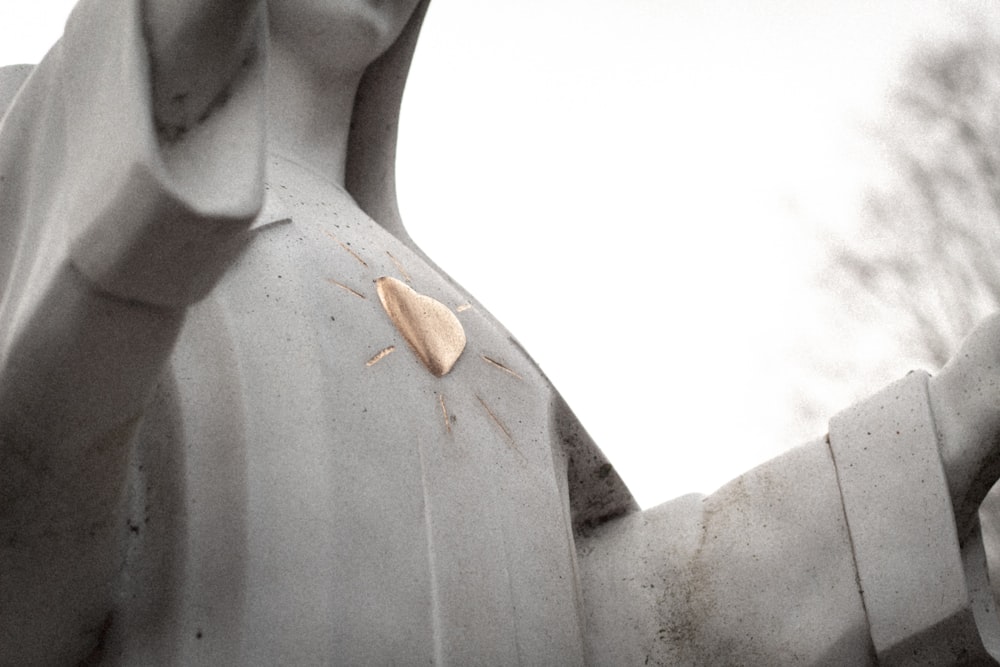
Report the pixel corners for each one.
[1,1,1000,664]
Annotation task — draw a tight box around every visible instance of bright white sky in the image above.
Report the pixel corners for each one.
[3,1,995,507]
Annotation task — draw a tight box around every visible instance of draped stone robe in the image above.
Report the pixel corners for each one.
[0,1,996,664]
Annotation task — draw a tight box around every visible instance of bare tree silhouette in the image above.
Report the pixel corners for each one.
[830,25,1000,370]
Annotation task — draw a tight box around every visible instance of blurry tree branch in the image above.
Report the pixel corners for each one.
[830,25,1000,369]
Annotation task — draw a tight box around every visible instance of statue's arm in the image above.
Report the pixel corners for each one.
[0,1,264,662]
[577,440,877,665]
[577,369,998,664]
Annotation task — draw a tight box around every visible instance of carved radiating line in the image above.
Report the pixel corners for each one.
[475,395,525,462]
[386,251,412,283]
[456,304,472,313]
[481,355,522,380]
[476,396,511,440]
[324,230,369,268]
[366,346,396,367]
[439,394,452,435]
[326,279,367,299]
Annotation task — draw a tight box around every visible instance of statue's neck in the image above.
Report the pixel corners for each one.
[265,40,363,189]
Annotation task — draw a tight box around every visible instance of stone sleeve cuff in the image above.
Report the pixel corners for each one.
[55,0,265,307]
[828,370,996,664]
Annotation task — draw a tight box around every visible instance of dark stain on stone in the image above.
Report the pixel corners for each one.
[76,611,113,666]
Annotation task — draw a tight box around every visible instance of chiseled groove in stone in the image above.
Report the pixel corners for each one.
[481,354,522,380]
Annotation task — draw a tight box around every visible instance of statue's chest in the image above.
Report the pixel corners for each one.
[218,165,564,505]
[122,159,586,663]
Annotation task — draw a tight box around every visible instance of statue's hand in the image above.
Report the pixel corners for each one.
[142,0,265,143]
[928,313,1000,542]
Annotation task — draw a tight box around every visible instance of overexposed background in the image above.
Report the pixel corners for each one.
[4,1,995,508]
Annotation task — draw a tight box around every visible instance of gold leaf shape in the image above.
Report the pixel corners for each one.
[376,277,467,377]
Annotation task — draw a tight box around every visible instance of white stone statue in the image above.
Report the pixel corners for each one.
[2,1,1000,664]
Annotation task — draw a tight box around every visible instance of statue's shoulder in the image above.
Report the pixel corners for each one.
[0,64,35,118]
